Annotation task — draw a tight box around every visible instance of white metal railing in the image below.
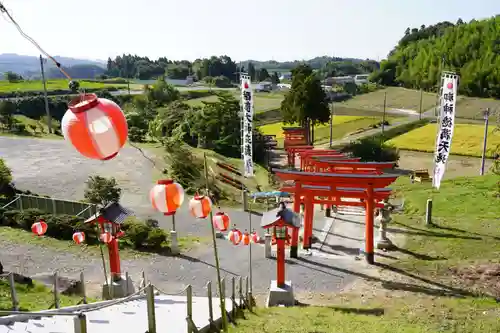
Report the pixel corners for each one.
[0,270,253,333]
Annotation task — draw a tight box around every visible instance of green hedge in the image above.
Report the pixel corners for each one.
[179,90,215,100]
[0,208,170,252]
[0,87,119,99]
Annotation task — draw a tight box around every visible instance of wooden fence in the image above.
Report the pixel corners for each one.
[0,270,253,333]
[1,194,94,219]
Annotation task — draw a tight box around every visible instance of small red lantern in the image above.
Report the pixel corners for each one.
[150,180,184,215]
[72,231,85,244]
[31,219,48,236]
[228,227,242,245]
[100,232,113,244]
[189,195,212,219]
[242,230,250,245]
[250,231,260,244]
[212,211,230,231]
[61,94,128,160]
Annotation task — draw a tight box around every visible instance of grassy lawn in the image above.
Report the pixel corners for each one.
[387,123,500,157]
[259,116,396,147]
[0,115,63,139]
[185,91,284,113]
[0,79,137,93]
[230,175,500,332]
[0,226,205,260]
[0,278,85,312]
[338,87,438,113]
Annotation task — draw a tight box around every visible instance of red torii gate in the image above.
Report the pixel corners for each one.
[285,146,314,169]
[306,160,396,174]
[298,150,348,171]
[283,127,308,148]
[303,156,362,172]
[273,169,399,263]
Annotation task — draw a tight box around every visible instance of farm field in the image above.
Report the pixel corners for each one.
[0,79,142,93]
[259,116,397,146]
[186,91,285,113]
[455,96,500,120]
[387,123,500,158]
[337,87,438,113]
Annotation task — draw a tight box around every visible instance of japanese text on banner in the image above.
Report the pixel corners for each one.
[433,73,458,189]
[241,76,254,177]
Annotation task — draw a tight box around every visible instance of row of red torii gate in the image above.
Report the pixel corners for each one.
[271,126,401,264]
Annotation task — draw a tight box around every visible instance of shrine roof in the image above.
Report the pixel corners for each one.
[260,204,301,229]
[272,169,399,186]
[84,202,133,224]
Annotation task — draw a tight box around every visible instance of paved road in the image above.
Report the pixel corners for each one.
[0,135,375,299]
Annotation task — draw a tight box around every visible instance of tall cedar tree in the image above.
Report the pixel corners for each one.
[280,64,330,144]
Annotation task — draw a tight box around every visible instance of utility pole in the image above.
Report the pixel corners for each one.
[480,108,490,176]
[329,103,334,148]
[381,91,387,134]
[419,89,423,120]
[40,55,51,134]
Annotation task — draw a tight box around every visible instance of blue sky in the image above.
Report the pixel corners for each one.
[1,0,498,62]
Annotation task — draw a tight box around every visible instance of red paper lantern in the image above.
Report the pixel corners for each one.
[72,231,85,244]
[61,94,128,160]
[150,180,184,215]
[228,227,242,245]
[250,231,260,244]
[189,195,212,219]
[31,219,48,236]
[212,211,230,231]
[242,230,250,245]
[100,232,113,243]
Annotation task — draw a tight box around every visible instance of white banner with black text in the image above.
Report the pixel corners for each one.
[433,72,459,189]
[241,75,254,177]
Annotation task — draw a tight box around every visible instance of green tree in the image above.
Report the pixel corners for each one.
[163,139,203,192]
[248,62,256,81]
[145,78,180,105]
[257,68,270,81]
[271,72,280,84]
[84,176,122,207]
[341,137,400,162]
[4,71,23,82]
[0,101,15,130]
[280,64,330,143]
[0,158,12,194]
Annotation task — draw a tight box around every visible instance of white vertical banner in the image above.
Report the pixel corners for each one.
[433,72,459,189]
[241,75,254,177]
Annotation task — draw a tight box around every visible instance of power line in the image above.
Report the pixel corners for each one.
[0,1,72,81]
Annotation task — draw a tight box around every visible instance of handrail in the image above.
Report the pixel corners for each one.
[1,195,20,209]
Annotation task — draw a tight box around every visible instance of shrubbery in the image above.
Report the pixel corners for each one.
[0,208,171,252]
[342,137,400,162]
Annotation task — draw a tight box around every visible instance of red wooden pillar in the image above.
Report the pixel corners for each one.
[108,238,121,279]
[302,197,314,249]
[276,235,285,287]
[290,189,301,258]
[365,185,375,264]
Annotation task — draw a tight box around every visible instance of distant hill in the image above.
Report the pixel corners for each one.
[0,53,106,79]
[240,56,375,71]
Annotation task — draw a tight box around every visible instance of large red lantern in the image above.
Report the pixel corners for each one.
[61,94,128,160]
[72,231,85,244]
[31,219,48,236]
[228,227,242,245]
[150,180,184,215]
[212,211,230,231]
[189,195,212,219]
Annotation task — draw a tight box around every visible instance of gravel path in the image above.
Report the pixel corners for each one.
[0,136,373,299]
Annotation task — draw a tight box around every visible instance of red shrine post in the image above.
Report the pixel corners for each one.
[85,202,134,298]
[261,202,300,307]
[273,169,399,263]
